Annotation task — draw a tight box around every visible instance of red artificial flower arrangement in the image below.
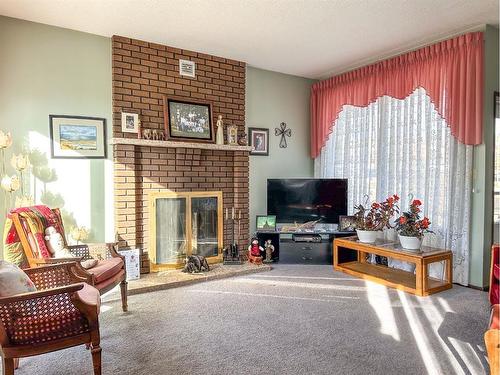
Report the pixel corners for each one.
[394,199,432,239]
[354,194,400,231]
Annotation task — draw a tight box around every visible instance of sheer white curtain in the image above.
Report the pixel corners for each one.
[315,88,473,285]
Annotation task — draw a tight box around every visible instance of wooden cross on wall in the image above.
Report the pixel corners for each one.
[275,122,291,148]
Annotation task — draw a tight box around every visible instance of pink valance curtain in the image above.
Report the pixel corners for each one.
[310,32,484,158]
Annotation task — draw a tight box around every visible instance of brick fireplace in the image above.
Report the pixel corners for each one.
[111,36,250,273]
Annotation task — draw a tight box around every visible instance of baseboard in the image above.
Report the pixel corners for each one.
[467,284,489,291]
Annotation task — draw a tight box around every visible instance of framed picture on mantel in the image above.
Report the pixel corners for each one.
[163,96,214,143]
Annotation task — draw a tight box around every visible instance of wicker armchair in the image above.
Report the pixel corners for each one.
[9,206,128,312]
[0,263,101,375]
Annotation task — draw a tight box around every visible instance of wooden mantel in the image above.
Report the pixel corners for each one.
[110,138,253,152]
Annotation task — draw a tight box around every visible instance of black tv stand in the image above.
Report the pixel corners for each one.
[254,228,355,265]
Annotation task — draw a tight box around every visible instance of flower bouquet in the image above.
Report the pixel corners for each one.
[353,194,399,243]
[394,199,432,250]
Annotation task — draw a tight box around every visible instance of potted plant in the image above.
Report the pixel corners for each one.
[394,199,432,250]
[353,195,399,243]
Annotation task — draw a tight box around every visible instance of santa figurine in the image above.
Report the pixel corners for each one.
[248,238,263,264]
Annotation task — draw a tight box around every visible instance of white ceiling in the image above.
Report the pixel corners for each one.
[0,0,498,79]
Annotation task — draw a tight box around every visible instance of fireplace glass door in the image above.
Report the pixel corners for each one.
[155,197,187,264]
[191,197,219,258]
[149,191,223,270]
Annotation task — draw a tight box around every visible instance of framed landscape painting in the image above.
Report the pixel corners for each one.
[164,97,214,142]
[49,115,106,159]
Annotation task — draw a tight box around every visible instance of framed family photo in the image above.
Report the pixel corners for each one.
[164,97,213,142]
[248,127,269,156]
[49,115,106,159]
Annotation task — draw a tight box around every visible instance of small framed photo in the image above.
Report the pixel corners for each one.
[248,127,269,156]
[227,124,238,145]
[256,215,277,232]
[164,97,213,142]
[49,115,106,159]
[339,215,356,232]
[121,112,139,133]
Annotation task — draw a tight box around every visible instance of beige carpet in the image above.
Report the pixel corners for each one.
[13,265,491,375]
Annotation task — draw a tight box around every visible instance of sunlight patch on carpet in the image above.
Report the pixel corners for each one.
[365,280,400,341]
[398,290,442,374]
[187,289,360,303]
[232,278,367,292]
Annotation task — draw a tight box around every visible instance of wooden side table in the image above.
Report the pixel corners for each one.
[333,237,452,296]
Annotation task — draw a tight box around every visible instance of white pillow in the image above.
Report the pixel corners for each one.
[0,261,37,297]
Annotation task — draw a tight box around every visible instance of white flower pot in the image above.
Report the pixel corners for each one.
[356,230,379,244]
[398,235,422,250]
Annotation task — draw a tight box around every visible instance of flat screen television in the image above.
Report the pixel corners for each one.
[267,179,347,224]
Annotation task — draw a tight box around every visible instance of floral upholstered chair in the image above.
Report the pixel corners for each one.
[4,205,128,312]
[0,262,102,375]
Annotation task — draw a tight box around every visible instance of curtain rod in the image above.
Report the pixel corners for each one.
[318,24,486,80]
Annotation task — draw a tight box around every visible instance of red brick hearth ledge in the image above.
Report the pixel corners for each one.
[110,137,253,152]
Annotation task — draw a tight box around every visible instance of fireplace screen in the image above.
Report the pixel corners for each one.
[149,191,223,270]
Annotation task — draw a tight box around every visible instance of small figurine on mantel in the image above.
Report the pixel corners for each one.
[238,132,248,146]
[248,238,263,265]
[263,239,275,263]
[216,115,224,145]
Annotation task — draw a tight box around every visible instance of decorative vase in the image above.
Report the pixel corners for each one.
[356,230,378,244]
[398,234,422,250]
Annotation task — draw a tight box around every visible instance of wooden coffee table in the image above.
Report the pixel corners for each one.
[333,236,452,296]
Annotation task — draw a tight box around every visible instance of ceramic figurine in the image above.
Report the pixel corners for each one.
[238,132,248,146]
[248,237,263,265]
[216,115,224,145]
[142,129,152,140]
[263,239,275,263]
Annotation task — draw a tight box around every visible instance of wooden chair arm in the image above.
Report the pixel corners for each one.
[0,283,84,304]
[485,329,499,375]
[33,257,84,265]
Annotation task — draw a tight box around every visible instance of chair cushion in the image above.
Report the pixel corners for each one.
[490,304,499,330]
[95,269,126,293]
[0,261,36,297]
[87,257,124,284]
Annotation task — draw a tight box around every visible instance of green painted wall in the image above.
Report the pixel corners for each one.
[245,67,315,233]
[469,25,499,288]
[0,16,113,245]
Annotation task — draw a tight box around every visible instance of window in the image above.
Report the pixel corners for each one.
[315,88,473,285]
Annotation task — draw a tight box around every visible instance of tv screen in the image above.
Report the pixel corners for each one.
[267,179,347,224]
